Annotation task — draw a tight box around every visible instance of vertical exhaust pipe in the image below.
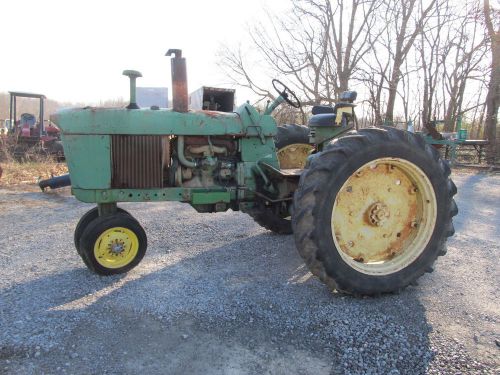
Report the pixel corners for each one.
[166,49,188,113]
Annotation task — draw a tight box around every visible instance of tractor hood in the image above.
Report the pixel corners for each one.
[51,107,248,136]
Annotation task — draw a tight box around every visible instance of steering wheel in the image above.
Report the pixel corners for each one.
[272,79,301,108]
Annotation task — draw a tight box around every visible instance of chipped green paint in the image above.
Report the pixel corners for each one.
[54,104,276,137]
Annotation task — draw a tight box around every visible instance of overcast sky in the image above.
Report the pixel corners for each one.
[0,0,288,104]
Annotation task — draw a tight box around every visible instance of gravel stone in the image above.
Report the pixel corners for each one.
[0,171,498,374]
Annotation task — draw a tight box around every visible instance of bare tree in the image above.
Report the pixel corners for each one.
[417,0,451,128]
[382,0,437,123]
[358,28,391,125]
[218,0,382,109]
[218,0,492,137]
[359,0,437,125]
[442,3,488,131]
[398,56,422,124]
[483,0,500,163]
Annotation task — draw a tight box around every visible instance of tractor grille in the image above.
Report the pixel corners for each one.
[111,135,163,188]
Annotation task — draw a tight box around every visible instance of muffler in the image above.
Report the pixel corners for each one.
[166,49,188,113]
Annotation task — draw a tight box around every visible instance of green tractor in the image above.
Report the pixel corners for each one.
[52,50,457,295]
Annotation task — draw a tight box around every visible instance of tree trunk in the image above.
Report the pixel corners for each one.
[385,63,402,123]
[484,49,499,163]
[483,0,500,164]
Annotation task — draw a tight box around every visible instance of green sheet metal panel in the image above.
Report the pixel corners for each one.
[52,104,278,137]
[53,108,247,136]
[62,134,111,189]
[72,187,235,204]
[191,191,231,204]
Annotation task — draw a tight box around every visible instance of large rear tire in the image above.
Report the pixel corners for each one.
[275,124,313,169]
[292,127,458,295]
[247,124,312,234]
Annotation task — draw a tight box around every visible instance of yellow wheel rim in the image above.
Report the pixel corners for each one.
[93,227,139,269]
[331,157,437,275]
[277,144,314,169]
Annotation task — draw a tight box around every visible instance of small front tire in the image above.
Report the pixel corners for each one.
[74,207,130,253]
[79,213,147,275]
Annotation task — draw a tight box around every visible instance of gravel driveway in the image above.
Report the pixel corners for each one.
[0,170,499,375]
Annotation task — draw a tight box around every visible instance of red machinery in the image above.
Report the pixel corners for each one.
[4,91,64,159]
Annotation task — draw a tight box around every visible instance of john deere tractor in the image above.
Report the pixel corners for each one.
[52,50,458,295]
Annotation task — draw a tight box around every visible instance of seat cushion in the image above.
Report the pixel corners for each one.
[311,105,335,115]
[308,113,338,127]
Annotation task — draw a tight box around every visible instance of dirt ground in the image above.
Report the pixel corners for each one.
[0,170,499,375]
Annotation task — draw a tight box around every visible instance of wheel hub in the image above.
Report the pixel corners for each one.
[94,227,139,268]
[109,240,125,254]
[366,202,390,227]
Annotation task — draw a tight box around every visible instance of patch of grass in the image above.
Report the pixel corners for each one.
[0,159,68,186]
[0,138,68,186]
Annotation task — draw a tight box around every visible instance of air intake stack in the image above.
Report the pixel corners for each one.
[122,70,142,109]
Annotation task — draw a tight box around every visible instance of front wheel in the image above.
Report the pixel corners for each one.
[79,213,147,275]
[74,207,131,253]
[293,127,458,295]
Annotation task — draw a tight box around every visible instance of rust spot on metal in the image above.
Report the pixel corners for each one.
[385,200,418,256]
[168,50,188,113]
[197,110,222,118]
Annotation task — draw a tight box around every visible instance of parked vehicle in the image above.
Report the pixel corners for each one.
[52,50,458,296]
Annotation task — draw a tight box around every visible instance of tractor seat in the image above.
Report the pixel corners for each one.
[309,103,356,127]
[309,91,357,127]
[309,113,338,127]
[312,105,335,115]
[311,91,358,115]
[310,105,337,126]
